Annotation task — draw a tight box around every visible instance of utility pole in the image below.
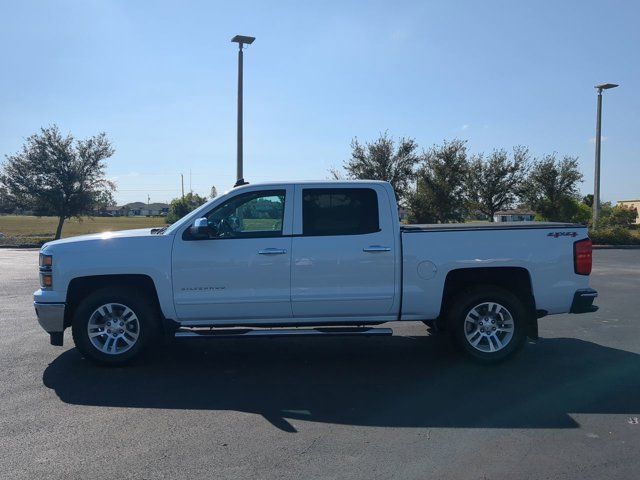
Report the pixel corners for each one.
[181,174,184,198]
[592,83,619,228]
[231,35,255,187]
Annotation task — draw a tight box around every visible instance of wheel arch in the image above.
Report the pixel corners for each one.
[439,267,538,339]
[64,274,164,329]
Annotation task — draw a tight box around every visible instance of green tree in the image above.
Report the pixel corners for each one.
[599,201,614,218]
[0,125,115,239]
[520,154,583,222]
[166,192,208,223]
[333,132,420,203]
[0,185,15,214]
[464,146,529,221]
[568,199,592,225]
[408,140,468,223]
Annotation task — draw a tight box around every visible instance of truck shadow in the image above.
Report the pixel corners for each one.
[42,335,640,432]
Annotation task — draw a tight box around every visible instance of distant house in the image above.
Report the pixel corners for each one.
[104,205,127,217]
[618,200,640,224]
[147,203,170,216]
[95,202,169,217]
[493,209,536,222]
[124,202,169,217]
[94,205,126,217]
[123,202,147,216]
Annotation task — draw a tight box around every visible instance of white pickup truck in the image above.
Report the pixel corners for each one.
[34,180,598,365]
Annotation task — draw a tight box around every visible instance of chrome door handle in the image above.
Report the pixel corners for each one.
[363,245,391,253]
[258,248,287,255]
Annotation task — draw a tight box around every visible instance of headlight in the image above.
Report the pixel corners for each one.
[40,273,53,288]
[39,253,53,288]
[39,253,53,267]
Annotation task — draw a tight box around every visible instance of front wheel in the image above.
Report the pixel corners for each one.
[72,288,159,366]
[447,285,528,363]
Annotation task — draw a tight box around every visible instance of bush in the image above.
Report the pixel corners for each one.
[600,205,638,228]
[589,227,640,245]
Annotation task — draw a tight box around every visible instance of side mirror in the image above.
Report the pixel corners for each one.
[190,217,212,239]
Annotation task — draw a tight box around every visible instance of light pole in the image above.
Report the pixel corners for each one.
[231,35,255,187]
[592,82,618,228]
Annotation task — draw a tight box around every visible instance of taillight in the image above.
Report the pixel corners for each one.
[574,238,592,275]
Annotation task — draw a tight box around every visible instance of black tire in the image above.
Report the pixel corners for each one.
[447,285,528,364]
[71,287,159,366]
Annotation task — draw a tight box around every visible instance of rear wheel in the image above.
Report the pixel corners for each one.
[72,288,159,366]
[447,285,527,363]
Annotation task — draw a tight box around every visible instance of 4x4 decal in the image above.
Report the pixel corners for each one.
[547,231,578,238]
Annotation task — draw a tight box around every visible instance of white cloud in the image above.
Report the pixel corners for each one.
[461,124,470,131]
[588,136,608,144]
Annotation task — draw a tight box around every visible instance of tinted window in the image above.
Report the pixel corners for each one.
[203,190,286,238]
[302,188,379,236]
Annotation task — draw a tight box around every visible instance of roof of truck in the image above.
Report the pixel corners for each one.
[234,180,390,187]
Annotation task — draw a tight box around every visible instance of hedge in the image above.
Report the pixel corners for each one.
[589,227,640,245]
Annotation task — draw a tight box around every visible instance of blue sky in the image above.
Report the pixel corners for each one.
[1,0,638,204]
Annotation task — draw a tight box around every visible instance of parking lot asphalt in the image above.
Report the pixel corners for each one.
[0,248,639,480]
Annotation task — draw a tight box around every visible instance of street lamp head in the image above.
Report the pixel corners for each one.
[231,35,255,45]
[595,83,619,91]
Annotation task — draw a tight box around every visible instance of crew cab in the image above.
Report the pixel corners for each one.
[34,181,598,365]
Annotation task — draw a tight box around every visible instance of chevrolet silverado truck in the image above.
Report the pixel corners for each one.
[34,180,598,365]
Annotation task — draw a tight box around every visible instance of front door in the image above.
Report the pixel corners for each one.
[171,187,293,323]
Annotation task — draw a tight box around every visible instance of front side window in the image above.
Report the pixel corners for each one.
[302,188,379,236]
[196,190,286,239]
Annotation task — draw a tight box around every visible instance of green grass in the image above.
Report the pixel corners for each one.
[242,218,282,231]
[0,215,164,246]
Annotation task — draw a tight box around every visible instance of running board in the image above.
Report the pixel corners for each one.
[174,326,393,339]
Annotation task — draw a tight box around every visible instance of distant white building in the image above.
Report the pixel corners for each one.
[618,200,640,224]
[493,209,536,222]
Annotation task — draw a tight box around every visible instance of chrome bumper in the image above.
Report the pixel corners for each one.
[34,302,65,346]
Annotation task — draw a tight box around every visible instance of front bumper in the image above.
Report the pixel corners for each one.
[34,302,65,346]
[570,288,599,314]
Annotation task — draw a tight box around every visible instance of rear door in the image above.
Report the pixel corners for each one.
[290,184,397,319]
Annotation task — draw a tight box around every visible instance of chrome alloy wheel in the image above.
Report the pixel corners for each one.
[463,302,515,353]
[87,303,140,355]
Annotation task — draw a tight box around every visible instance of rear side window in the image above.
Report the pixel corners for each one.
[302,188,380,236]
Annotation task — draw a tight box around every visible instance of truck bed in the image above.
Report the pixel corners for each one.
[401,222,583,233]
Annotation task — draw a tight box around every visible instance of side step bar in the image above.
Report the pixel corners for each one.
[174,326,393,339]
